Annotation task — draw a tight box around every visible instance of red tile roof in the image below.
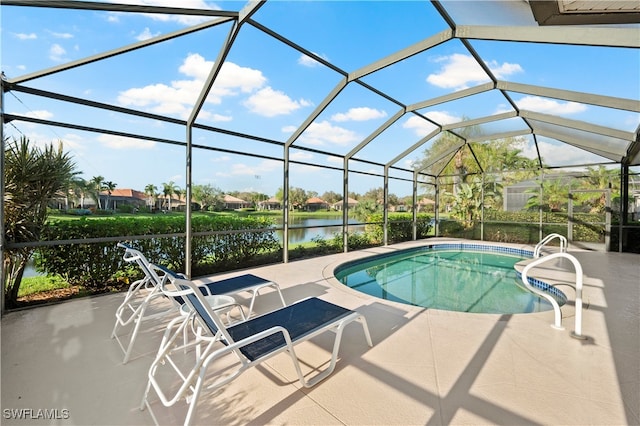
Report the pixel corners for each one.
[100,188,147,200]
[306,197,328,204]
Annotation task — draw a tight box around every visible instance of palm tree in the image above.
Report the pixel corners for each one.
[69,177,89,209]
[162,181,179,211]
[3,136,78,308]
[89,175,104,209]
[144,184,158,210]
[524,179,569,212]
[174,188,183,210]
[103,180,117,210]
[579,166,619,213]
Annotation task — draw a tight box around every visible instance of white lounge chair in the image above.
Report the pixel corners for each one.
[112,243,286,364]
[111,243,181,364]
[140,274,373,426]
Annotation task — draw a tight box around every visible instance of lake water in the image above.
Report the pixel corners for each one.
[274,216,366,244]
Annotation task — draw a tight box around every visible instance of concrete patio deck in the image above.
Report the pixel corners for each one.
[2,239,639,425]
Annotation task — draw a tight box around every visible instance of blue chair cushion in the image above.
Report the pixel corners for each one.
[226,297,352,361]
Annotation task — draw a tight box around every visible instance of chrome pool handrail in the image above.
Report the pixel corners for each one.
[521,252,585,339]
[534,233,567,258]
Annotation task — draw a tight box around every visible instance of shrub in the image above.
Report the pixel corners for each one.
[35,215,280,289]
[440,210,604,245]
[67,209,92,216]
[365,213,432,243]
[116,204,137,214]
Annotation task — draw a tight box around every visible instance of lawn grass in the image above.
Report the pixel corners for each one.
[18,275,71,297]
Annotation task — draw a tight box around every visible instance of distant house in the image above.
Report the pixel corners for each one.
[332,197,358,211]
[305,197,329,212]
[100,188,147,210]
[417,197,435,212]
[223,194,251,210]
[258,197,281,210]
[503,173,579,211]
[632,190,640,221]
[503,180,537,211]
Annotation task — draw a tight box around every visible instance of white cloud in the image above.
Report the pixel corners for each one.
[135,27,159,41]
[494,103,514,114]
[326,156,343,164]
[290,151,314,161]
[427,53,522,91]
[119,83,186,109]
[403,115,440,137]
[118,53,267,119]
[244,87,311,117]
[516,96,587,114]
[49,31,74,39]
[8,130,84,153]
[204,112,232,122]
[624,114,640,128]
[178,53,266,100]
[485,59,523,79]
[298,120,359,146]
[49,44,67,61]
[59,133,87,152]
[331,107,387,122]
[281,125,298,134]
[527,139,599,165]
[97,134,156,149]
[118,52,304,121]
[423,111,460,125]
[18,110,54,120]
[167,173,183,183]
[298,52,328,67]
[14,33,37,40]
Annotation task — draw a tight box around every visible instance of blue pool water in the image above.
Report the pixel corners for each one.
[335,245,566,314]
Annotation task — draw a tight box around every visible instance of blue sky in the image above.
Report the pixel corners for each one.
[2,1,639,198]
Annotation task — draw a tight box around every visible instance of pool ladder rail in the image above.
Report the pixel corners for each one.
[534,233,567,258]
[521,250,586,340]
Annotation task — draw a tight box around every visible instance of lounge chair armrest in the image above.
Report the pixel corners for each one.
[225,325,292,354]
[199,326,293,375]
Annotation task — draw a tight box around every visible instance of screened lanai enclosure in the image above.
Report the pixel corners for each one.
[2,1,639,310]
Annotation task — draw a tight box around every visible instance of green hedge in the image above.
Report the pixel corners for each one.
[365,213,432,244]
[440,209,605,244]
[35,216,279,288]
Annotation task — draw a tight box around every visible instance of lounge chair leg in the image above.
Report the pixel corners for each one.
[358,315,373,347]
[140,380,152,411]
[184,373,206,426]
[121,304,148,364]
[246,283,286,317]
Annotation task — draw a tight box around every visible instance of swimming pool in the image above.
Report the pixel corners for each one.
[334,244,567,314]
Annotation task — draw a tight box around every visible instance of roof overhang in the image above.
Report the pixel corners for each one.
[528,0,640,25]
